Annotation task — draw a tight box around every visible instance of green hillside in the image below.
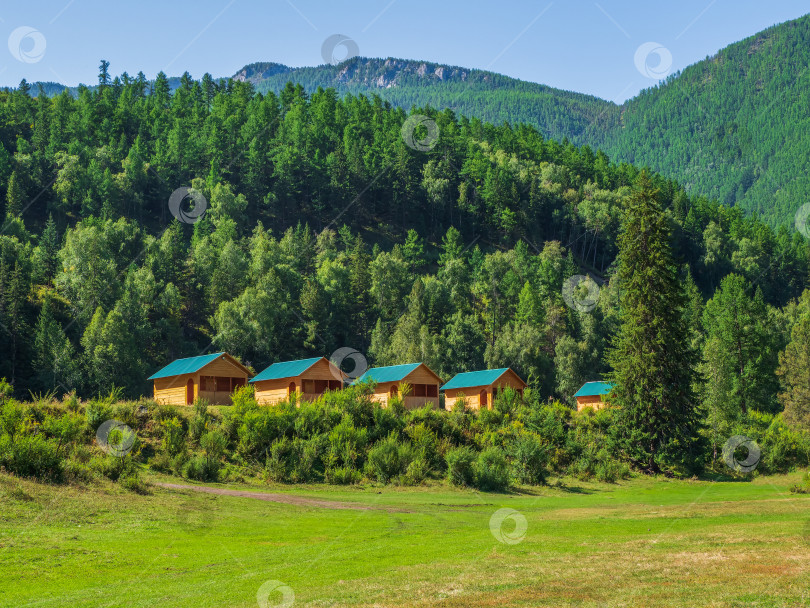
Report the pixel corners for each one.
[235,14,810,227]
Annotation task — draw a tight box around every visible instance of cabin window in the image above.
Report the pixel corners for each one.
[427,384,438,397]
[302,379,315,393]
[201,376,216,391]
[216,377,230,392]
[231,377,246,389]
[413,384,426,397]
[329,380,342,390]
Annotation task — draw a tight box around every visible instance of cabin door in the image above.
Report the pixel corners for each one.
[479,390,488,409]
[288,382,296,397]
[186,379,194,405]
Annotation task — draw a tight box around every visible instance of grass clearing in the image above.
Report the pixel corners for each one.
[2,472,809,607]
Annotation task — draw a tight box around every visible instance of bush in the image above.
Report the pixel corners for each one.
[120,473,149,494]
[183,454,219,482]
[0,433,63,481]
[366,433,414,483]
[325,466,361,485]
[507,433,548,485]
[84,400,113,432]
[789,471,810,494]
[89,454,137,481]
[446,446,476,487]
[401,457,430,486]
[188,401,211,442]
[475,447,510,491]
[161,417,186,456]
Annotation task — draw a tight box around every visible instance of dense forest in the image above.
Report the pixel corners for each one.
[1,62,810,476]
[207,14,810,228]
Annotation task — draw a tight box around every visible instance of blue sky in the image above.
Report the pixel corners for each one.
[1,1,807,101]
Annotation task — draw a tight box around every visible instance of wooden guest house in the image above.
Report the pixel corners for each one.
[250,357,346,406]
[573,381,614,411]
[441,368,527,411]
[353,363,442,410]
[148,352,251,406]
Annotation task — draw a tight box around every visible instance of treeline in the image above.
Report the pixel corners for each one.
[0,64,809,459]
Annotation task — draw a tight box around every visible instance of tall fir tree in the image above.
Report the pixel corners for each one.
[607,172,703,474]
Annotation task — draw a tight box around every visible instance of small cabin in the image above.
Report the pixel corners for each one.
[574,381,614,411]
[250,357,347,406]
[441,367,527,411]
[354,363,442,410]
[148,352,251,406]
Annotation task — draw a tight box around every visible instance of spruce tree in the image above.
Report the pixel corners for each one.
[607,172,702,474]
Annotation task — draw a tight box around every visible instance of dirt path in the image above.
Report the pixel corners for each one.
[155,482,410,511]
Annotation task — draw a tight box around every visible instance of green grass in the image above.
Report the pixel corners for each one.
[2,472,809,607]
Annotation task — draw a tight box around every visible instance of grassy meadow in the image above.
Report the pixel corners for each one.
[2,471,809,607]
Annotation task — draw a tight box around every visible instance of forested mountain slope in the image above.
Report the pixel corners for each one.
[0,72,807,404]
[234,14,810,227]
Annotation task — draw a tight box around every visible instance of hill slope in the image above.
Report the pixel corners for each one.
[233,58,618,146]
[235,14,810,227]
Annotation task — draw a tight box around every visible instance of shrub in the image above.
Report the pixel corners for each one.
[475,447,510,491]
[120,473,149,494]
[507,433,548,485]
[0,378,13,402]
[366,433,414,483]
[446,446,476,487]
[189,401,211,442]
[183,454,219,482]
[0,433,63,481]
[325,466,361,485]
[789,471,810,494]
[84,400,113,432]
[161,417,186,457]
[401,457,430,486]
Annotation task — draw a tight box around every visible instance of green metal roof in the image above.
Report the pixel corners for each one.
[574,381,614,398]
[441,368,510,390]
[148,352,225,380]
[353,363,422,385]
[249,357,323,383]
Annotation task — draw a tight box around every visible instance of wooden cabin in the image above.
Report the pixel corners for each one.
[148,352,251,406]
[441,368,527,411]
[354,363,442,410]
[250,357,347,406]
[574,381,614,411]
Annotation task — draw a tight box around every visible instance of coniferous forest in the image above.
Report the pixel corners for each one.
[1,63,810,476]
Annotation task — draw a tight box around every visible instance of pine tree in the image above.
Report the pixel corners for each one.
[607,172,703,474]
